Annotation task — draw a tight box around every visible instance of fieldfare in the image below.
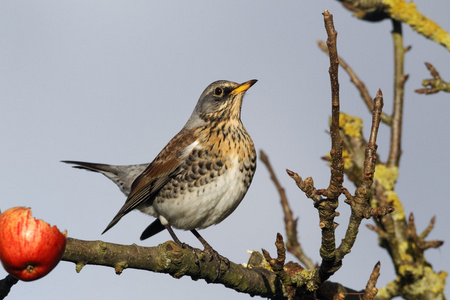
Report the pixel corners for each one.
[64,79,257,254]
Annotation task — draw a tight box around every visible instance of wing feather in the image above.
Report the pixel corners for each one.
[102,129,198,234]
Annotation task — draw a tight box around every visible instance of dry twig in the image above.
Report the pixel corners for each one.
[415,62,450,94]
[317,40,392,125]
[363,261,381,300]
[387,20,407,168]
[286,12,390,294]
[260,150,315,269]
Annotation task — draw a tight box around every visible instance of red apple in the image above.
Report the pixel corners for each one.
[0,207,67,281]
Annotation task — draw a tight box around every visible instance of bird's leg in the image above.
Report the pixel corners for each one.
[164,224,182,244]
[164,225,200,265]
[190,229,229,281]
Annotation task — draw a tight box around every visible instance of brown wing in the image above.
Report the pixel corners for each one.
[102,128,198,234]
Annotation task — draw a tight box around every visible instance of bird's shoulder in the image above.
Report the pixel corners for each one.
[128,128,199,195]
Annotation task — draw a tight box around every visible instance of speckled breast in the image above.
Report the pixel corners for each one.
[152,123,256,230]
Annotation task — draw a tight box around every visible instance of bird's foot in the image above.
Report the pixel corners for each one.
[164,224,201,266]
[203,244,230,282]
[178,242,201,266]
[190,229,229,281]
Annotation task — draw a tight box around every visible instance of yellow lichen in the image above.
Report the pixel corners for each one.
[383,0,450,51]
[398,241,413,262]
[417,267,448,294]
[246,250,273,271]
[299,268,316,280]
[376,280,399,298]
[398,264,418,277]
[401,266,447,295]
[338,113,363,138]
[325,149,353,170]
[374,164,398,191]
[374,165,404,218]
[387,190,405,221]
[342,149,353,170]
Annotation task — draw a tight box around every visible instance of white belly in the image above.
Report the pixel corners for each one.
[139,157,249,230]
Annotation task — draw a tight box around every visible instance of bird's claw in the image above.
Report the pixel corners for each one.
[203,246,229,282]
[179,242,201,266]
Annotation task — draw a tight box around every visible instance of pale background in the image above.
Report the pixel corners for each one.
[1,1,449,299]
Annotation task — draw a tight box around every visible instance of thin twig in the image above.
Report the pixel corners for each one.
[408,213,444,252]
[0,275,18,300]
[262,233,286,273]
[387,20,407,167]
[317,40,392,125]
[419,216,436,239]
[363,261,381,300]
[260,150,315,269]
[337,90,389,260]
[415,62,450,94]
[322,11,345,200]
[316,10,343,285]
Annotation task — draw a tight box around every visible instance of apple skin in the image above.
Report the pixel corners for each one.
[0,207,67,281]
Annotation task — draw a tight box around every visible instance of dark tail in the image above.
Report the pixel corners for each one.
[61,160,114,173]
[140,219,166,240]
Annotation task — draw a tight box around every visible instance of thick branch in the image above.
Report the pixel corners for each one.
[62,236,371,299]
[383,0,450,51]
[62,237,281,298]
[337,0,450,51]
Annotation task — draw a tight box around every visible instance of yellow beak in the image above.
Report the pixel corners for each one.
[231,79,258,95]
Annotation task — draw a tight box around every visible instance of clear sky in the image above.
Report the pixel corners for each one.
[1,1,449,299]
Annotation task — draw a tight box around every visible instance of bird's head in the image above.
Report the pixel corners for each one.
[185,79,257,129]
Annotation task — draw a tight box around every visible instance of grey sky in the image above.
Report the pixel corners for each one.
[1,1,449,299]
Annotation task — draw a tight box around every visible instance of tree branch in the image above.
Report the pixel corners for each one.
[314,11,343,286]
[259,150,315,270]
[363,261,381,300]
[387,20,406,168]
[287,12,391,292]
[62,236,374,299]
[415,62,450,94]
[383,0,450,51]
[62,237,283,298]
[0,275,18,300]
[336,0,450,51]
[317,40,392,125]
[337,91,393,262]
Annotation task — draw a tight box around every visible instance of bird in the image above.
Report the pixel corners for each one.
[63,79,257,255]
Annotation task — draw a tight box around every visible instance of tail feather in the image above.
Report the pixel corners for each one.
[62,160,148,196]
[140,219,166,240]
[102,212,126,235]
[62,160,116,173]
[63,160,162,237]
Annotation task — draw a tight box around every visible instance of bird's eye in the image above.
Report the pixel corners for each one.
[214,87,223,96]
